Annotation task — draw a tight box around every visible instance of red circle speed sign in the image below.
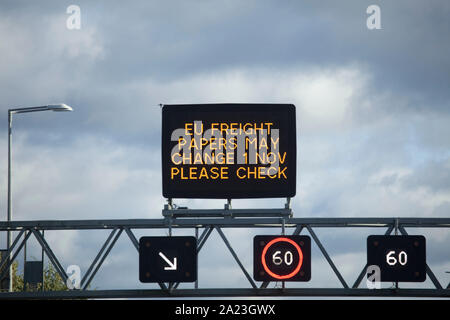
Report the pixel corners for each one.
[261,237,303,280]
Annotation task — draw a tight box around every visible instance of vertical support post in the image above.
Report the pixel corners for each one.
[195,227,199,290]
[225,199,232,210]
[394,218,399,290]
[41,230,45,291]
[167,198,173,237]
[23,235,27,292]
[7,111,12,292]
[285,197,291,209]
[167,198,173,290]
[281,218,286,289]
[168,219,172,237]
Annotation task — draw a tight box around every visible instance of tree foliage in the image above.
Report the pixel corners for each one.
[12,260,68,292]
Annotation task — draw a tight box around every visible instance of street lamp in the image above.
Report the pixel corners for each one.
[6,104,73,292]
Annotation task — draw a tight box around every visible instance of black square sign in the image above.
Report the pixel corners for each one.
[254,235,311,281]
[139,236,197,283]
[367,235,426,282]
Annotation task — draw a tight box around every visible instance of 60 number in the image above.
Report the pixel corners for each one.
[386,250,408,266]
[272,251,293,266]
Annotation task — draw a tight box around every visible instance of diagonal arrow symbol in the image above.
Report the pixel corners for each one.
[158,252,177,270]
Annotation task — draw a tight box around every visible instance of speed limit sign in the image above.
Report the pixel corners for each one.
[367,235,426,282]
[253,235,311,281]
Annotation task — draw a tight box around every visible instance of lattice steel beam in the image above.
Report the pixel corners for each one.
[0,216,448,298]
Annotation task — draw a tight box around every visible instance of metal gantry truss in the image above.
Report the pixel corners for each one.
[0,207,449,299]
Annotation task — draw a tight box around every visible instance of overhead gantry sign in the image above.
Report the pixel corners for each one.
[161,104,297,199]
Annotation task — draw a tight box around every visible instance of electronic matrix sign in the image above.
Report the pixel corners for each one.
[161,104,296,199]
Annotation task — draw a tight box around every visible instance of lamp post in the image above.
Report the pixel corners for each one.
[7,104,73,292]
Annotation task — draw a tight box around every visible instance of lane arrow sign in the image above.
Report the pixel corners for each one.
[158,252,177,270]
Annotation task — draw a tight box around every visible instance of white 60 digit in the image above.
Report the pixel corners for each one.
[386,250,408,266]
[272,250,293,266]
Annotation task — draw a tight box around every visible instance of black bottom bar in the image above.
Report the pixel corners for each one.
[0,288,448,299]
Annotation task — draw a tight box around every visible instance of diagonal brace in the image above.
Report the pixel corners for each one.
[0,229,26,272]
[0,230,31,281]
[124,227,139,252]
[215,227,257,289]
[197,227,213,253]
[31,229,69,283]
[81,228,119,288]
[82,228,123,290]
[123,227,167,290]
[398,226,443,290]
[307,225,349,289]
[352,224,395,288]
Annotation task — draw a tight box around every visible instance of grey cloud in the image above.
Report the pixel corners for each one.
[432,201,450,217]
[401,158,450,193]
[88,0,450,106]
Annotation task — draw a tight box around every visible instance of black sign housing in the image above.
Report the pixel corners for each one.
[254,235,311,282]
[367,235,426,282]
[139,236,197,283]
[162,104,297,199]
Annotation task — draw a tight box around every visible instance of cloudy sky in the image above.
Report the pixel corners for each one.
[0,0,449,292]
